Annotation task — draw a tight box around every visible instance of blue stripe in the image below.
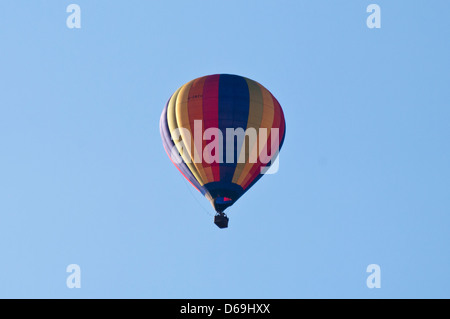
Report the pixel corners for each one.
[218,74,250,184]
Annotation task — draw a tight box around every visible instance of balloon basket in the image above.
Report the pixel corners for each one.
[214,213,229,229]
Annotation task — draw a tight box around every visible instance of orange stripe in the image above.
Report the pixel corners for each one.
[174,80,206,186]
[187,77,213,184]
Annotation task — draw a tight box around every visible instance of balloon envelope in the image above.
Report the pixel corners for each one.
[160,74,286,213]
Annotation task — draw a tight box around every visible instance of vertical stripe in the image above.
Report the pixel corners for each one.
[218,75,250,184]
[202,74,221,183]
[186,77,212,185]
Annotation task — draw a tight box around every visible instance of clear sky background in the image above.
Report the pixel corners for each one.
[0,1,449,298]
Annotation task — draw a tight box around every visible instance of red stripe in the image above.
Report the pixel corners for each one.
[187,77,206,166]
[202,74,221,182]
[273,94,285,148]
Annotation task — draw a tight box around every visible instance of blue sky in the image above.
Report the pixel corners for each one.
[0,1,449,298]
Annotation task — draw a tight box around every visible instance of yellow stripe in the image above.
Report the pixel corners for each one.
[168,81,204,186]
[235,82,275,186]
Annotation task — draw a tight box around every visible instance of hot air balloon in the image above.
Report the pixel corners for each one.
[160,74,286,228]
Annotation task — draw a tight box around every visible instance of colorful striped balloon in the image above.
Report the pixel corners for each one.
[160,74,286,215]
